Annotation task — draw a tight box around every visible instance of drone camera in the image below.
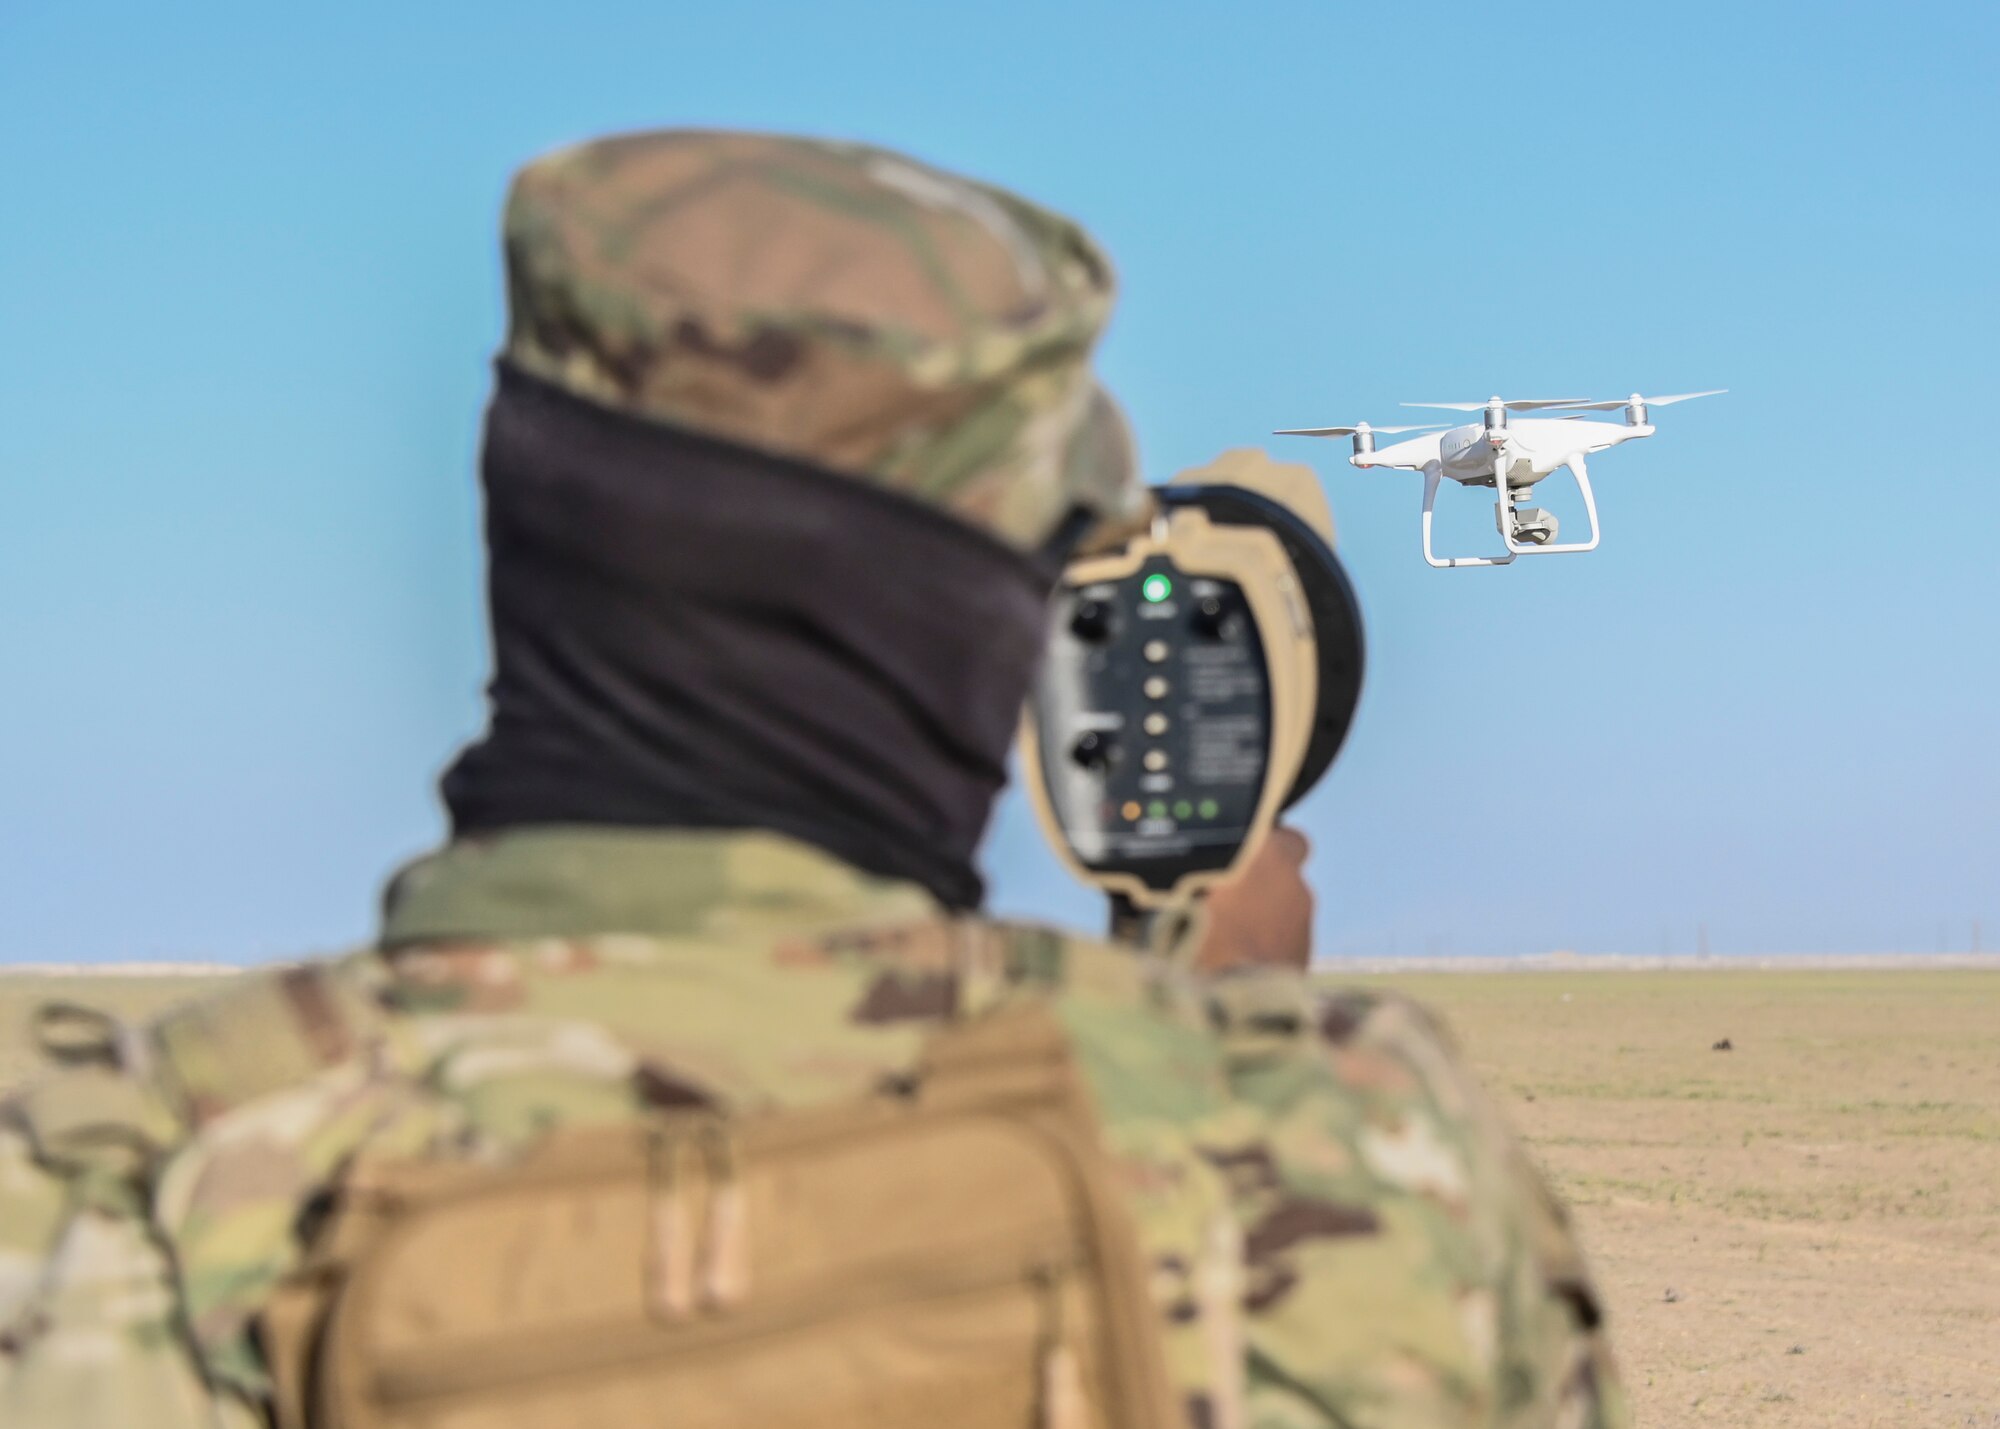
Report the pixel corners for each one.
[1512,507,1559,545]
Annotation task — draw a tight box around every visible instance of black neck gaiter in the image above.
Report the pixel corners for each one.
[439,364,1061,911]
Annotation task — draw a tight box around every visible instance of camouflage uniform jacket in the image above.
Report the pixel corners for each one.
[0,830,1626,1428]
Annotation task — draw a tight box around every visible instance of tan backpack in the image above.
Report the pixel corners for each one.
[258,1003,1183,1429]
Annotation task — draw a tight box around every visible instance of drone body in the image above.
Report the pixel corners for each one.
[1278,391,1723,567]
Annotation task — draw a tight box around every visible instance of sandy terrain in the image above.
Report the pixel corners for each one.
[1352,968,2000,1428]
[3,963,1996,1425]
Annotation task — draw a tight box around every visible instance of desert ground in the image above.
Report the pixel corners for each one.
[1347,966,2000,1428]
[3,964,1996,1426]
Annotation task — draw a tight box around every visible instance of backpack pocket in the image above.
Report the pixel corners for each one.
[269,1007,1179,1429]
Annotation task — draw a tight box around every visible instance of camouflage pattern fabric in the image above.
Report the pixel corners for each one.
[501,129,1145,553]
[0,830,1626,1428]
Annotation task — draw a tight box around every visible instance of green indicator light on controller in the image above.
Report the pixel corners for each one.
[1147,800,1167,819]
[1198,798,1219,819]
[1141,573,1173,604]
[1173,800,1193,819]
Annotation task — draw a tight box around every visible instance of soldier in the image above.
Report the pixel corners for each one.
[0,129,1625,1428]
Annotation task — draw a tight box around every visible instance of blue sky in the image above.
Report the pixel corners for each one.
[3,0,1995,963]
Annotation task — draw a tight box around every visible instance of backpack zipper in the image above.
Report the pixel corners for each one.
[644,1126,699,1320]
[1034,1263,1087,1429]
[697,1122,749,1311]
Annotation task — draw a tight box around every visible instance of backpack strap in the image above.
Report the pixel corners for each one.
[917,1001,1185,1429]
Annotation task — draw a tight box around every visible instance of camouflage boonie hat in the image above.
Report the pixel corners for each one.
[502,128,1143,552]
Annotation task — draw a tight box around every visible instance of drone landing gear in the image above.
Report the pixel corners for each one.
[1421,468,1510,568]
[1420,456,1602,568]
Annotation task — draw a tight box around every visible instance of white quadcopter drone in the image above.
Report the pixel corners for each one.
[1277,390,1723,567]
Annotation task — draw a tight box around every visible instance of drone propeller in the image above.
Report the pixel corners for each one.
[1273,422,1447,437]
[1552,389,1727,411]
[1274,420,1448,459]
[1399,396,1591,412]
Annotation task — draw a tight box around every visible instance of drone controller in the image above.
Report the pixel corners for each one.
[1022,452,1365,913]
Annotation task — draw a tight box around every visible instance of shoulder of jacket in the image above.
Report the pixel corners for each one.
[1195,970,1469,1063]
[976,917,1191,1010]
[0,1108,74,1315]
[148,953,389,1128]
[5,954,389,1180]
[4,996,191,1186]
[754,911,1152,1014]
